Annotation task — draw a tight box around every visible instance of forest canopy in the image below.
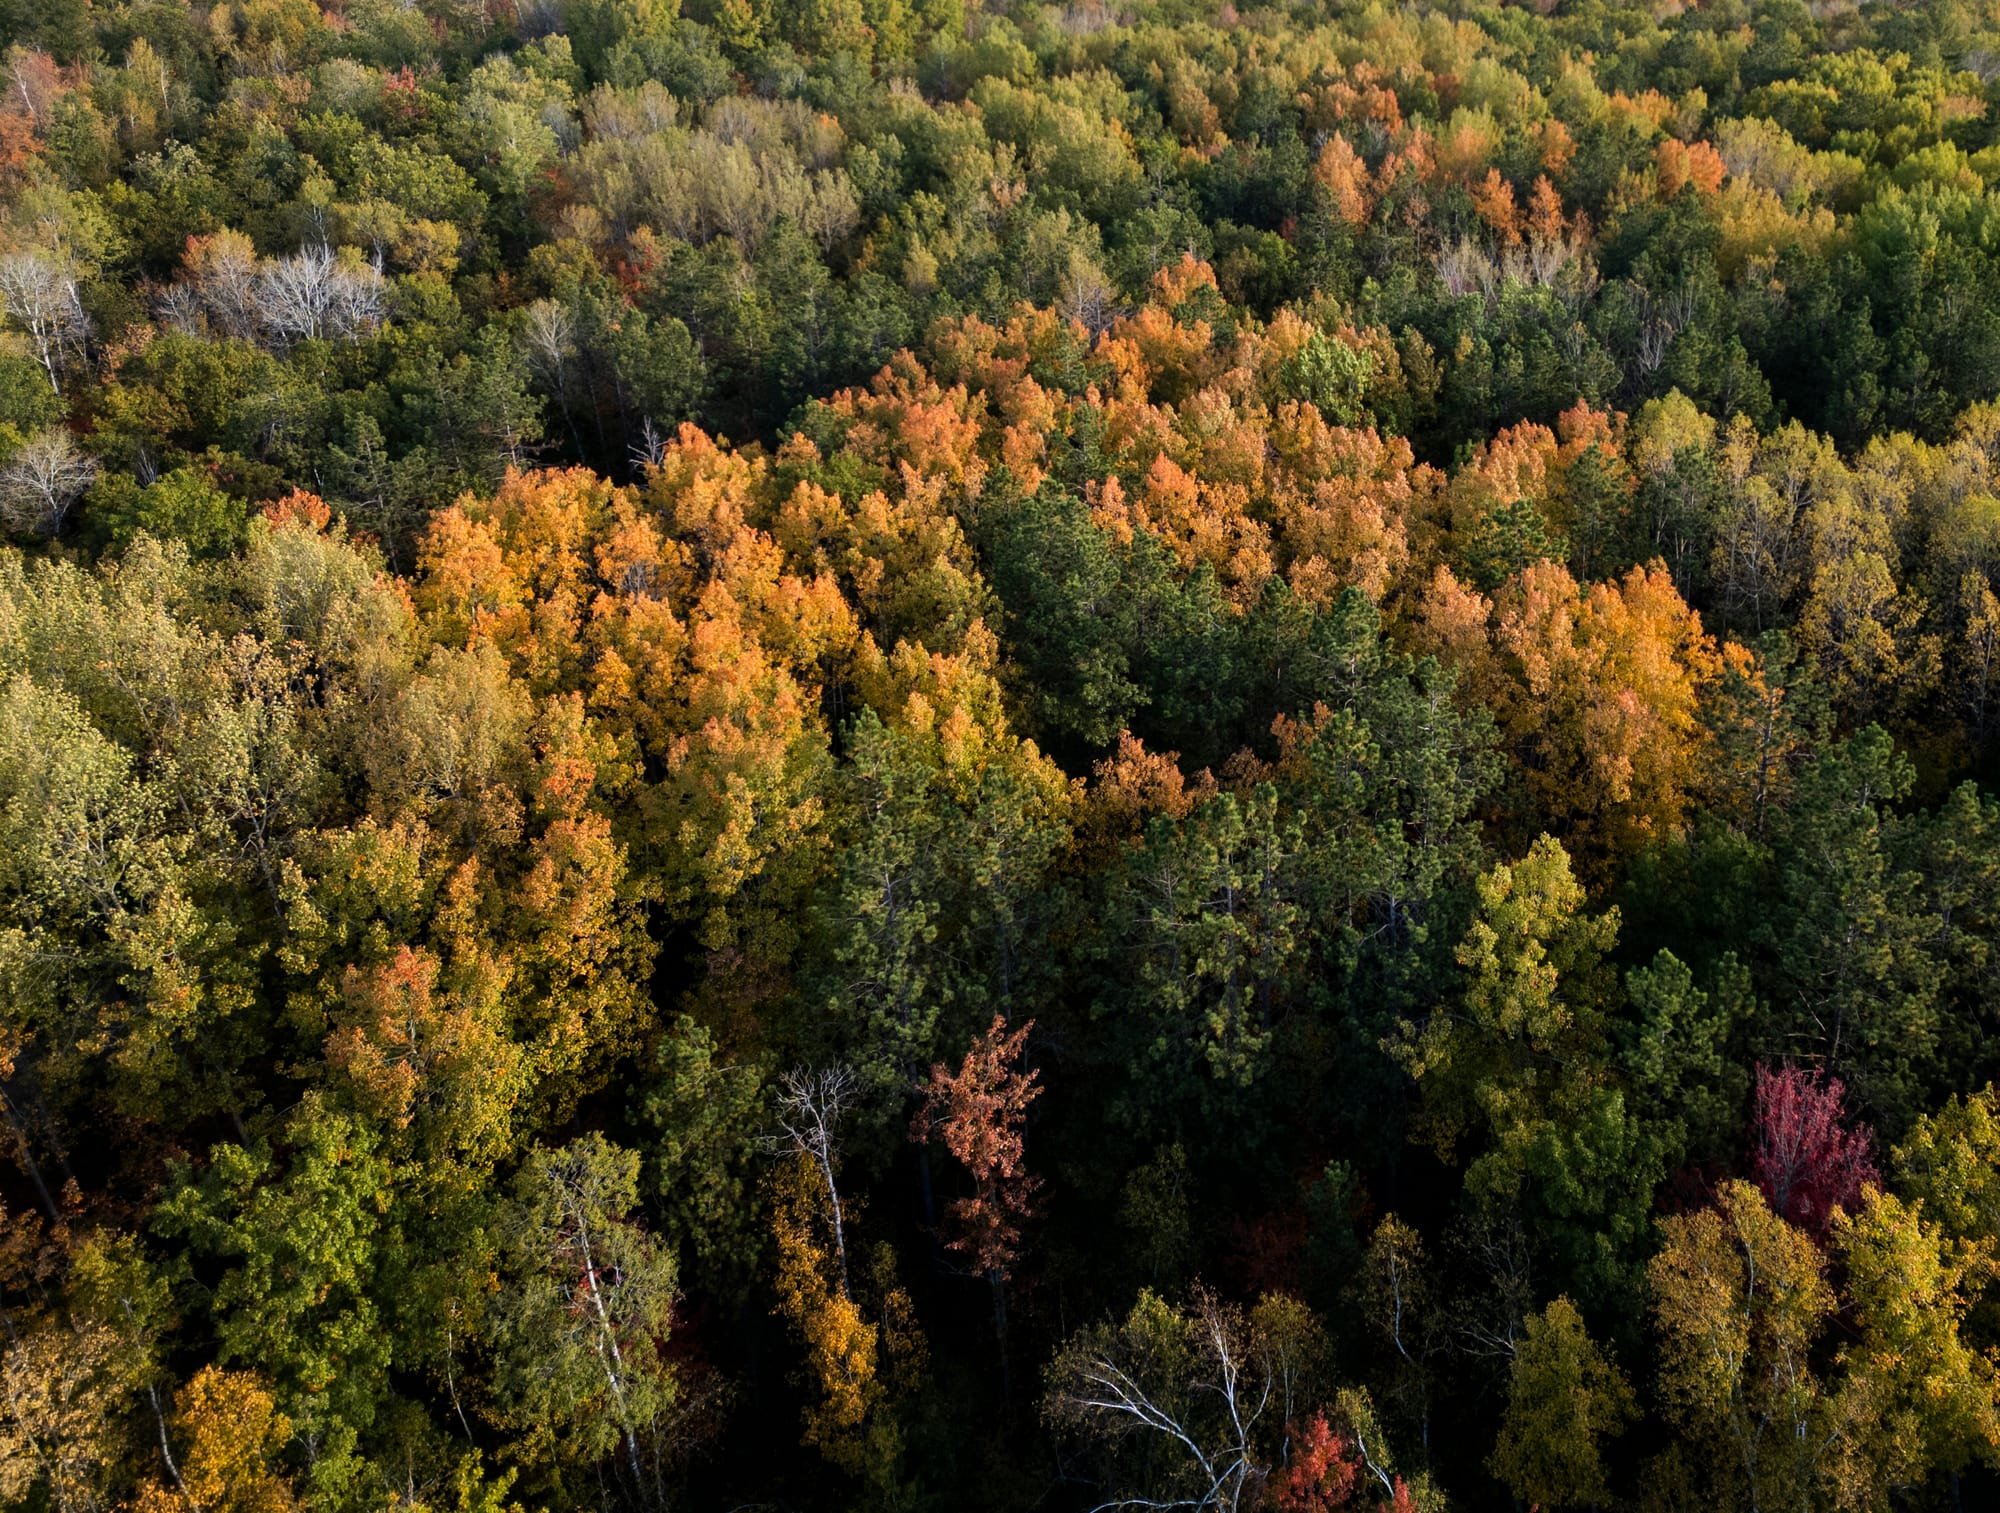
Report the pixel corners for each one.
[3,0,2000,1507]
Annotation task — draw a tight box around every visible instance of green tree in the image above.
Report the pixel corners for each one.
[485,1133,679,1508]
[1771,727,1945,1127]
[155,1096,399,1507]
[1396,837,1658,1305]
[1096,786,1300,1132]
[1622,949,1753,1171]
[636,1014,768,1301]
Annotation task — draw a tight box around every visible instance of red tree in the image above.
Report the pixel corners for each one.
[1272,1414,1362,1511]
[1270,1412,1417,1512]
[1751,1062,1877,1235]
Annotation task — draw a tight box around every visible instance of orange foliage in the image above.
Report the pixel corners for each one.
[1267,405,1429,604]
[1607,89,1675,133]
[1538,118,1575,178]
[1472,169,1521,244]
[1300,64,1404,137]
[1657,138,1727,198]
[1491,562,1721,860]
[1313,136,1376,225]
[1078,732,1218,862]
[912,1015,1042,1279]
[0,108,38,186]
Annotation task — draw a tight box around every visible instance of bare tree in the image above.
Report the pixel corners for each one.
[521,297,584,452]
[183,228,262,340]
[1059,254,1120,336]
[254,244,386,346]
[630,415,668,473]
[521,297,578,383]
[0,429,97,539]
[1434,237,1496,301]
[324,252,387,342]
[773,1065,856,1302]
[1045,1289,1331,1513]
[0,252,89,395]
[153,280,205,335]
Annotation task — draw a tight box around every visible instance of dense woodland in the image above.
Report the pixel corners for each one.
[7,0,2000,1507]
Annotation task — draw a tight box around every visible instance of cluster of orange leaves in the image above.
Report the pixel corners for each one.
[380,254,1744,948]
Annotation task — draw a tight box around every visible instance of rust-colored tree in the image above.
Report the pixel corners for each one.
[912,1015,1041,1384]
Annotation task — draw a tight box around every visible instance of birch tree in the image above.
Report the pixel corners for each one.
[0,427,96,538]
[0,251,88,394]
[488,1133,678,1509]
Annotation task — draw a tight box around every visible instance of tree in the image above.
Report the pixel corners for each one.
[912,1014,1041,1369]
[1752,1063,1878,1237]
[1098,787,1301,1131]
[911,1014,1040,1280]
[154,1098,397,1505]
[96,467,246,557]
[1279,331,1373,427]
[1893,1086,2000,1253]
[1486,562,1721,866]
[65,1231,188,1506]
[178,229,261,341]
[1489,1297,1634,1509]
[253,245,386,347]
[0,250,87,394]
[1649,1180,1839,1511]
[0,1321,121,1513]
[1699,632,1826,839]
[775,1065,857,1302]
[486,1133,679,1508]
[131,1368,297,1513]
[1395,838,1651,1303]
[1044,1289,1334,1513]
[804,702,1067,1137]
[1771,727,1944,1126]
[1269,1409,1418,1512]
[1623,949,1752,1172]
[1358,1216,1442,1457]
[767,1147,923,1493]
[0,426,96,538]
[322,943,527,1174]
[1830,1187,2000,1501]
[802,717,957,1128]
[636,1014,768,1302]
[1269,589,1496,977]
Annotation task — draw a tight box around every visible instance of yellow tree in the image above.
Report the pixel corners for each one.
[1829,1188,2000,1500]
[132,1367,297,1513]
[1490,562,1720,867]
[1649,1180,1839,1511]
[0,1321,122,1513]
[1490,1297,1634,1510]
[768,1149,924,1495]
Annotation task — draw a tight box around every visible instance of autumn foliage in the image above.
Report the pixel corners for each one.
[10,0,2000,1509]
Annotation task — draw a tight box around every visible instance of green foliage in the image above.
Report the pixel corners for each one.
[1280,333,1372,428]
[94,466,250,557]
[1096,786,1299,1132]
[636,1014,768,1299]
[484,1134,679,1504]
[1623,949,1754,1169]
[155,1097,399,1507]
